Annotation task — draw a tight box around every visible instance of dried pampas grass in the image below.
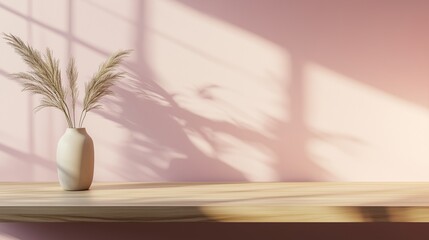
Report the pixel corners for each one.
[4,33,130,128]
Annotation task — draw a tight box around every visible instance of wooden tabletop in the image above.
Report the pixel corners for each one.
[1,182,429,222]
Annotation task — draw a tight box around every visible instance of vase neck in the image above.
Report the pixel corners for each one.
[65,128,87,134]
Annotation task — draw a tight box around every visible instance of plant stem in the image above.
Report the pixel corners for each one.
[72,104,76,128]
[61,108,72,127]
[61,98,75,128]
[62,107,73,127]
[78,108,86,128]
[80,110,88,128]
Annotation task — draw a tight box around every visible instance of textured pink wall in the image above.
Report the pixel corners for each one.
[1,0,429,238]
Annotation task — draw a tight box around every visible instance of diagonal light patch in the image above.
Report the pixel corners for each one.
[305,63,429,181]
[144,0,290,180]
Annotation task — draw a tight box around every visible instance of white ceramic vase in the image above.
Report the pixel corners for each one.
[56,128,94,191]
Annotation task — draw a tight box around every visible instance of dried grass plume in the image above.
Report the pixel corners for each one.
[3,33,131,128]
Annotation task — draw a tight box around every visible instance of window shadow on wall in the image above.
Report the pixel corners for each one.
[95,0,378,181]
[169,0,429,180]
[96,0,250,181]
[0,66,55,179]
[94,0,361,181]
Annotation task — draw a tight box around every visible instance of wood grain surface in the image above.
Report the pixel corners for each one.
[0,182,429,222]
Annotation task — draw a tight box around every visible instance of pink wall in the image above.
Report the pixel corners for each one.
[2,0,429,182]
[1,0,429,238]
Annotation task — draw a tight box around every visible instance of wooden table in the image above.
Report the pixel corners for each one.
[1,182,429,222]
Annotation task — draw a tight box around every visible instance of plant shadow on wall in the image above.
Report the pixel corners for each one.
[100,70,253,181]
[92,1,251,181]
[101,65,363,181]
[114,67,364,181]
[95,0,371,181]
